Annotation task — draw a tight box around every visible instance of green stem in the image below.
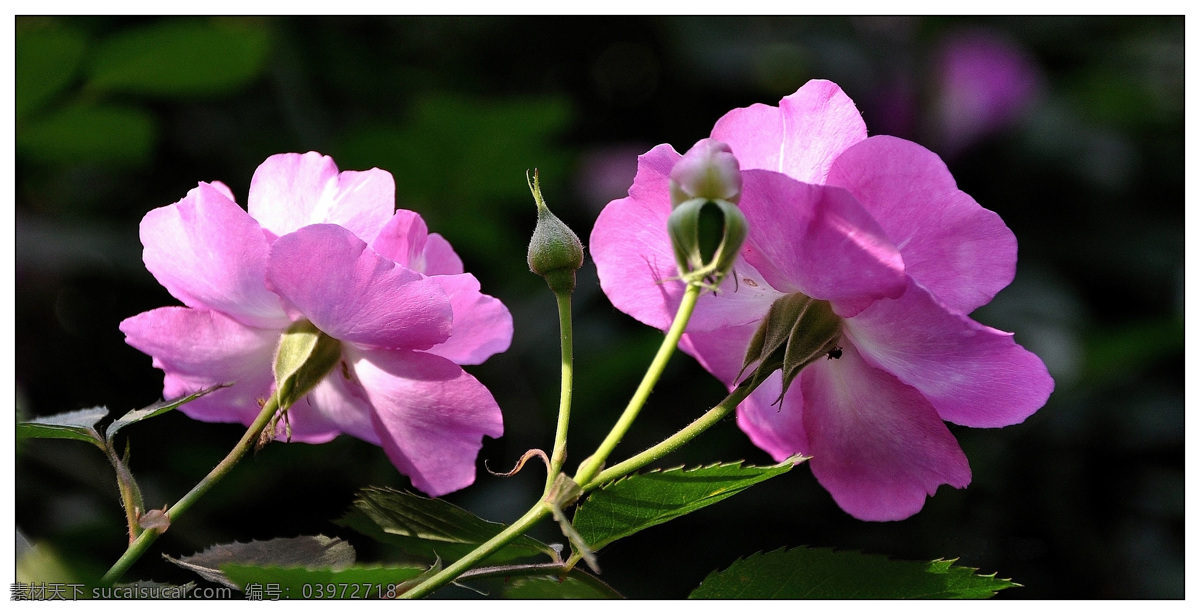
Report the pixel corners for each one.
[400,502,552,599]
[546,289,575,492]
[573,283,702,486]
[99,396,282,586]
[583,382,753,490]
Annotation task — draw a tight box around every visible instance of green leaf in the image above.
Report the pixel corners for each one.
[87,18,272,96]
[15,18,89,118]
[498,570,623,599]
[106,384,227,440]
[16,102,156,165]
[334,487,555,563]
[222,564,425,597]
[689,547,1019,599]
[17,406,109,448]
[165,535,355,589]
[573,459,797,551]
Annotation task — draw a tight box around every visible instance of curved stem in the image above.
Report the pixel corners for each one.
[572,284,702,486]
[546,290,575,492]
[400,503,552,599]
[583,382,753,490]
[100,396,282,586]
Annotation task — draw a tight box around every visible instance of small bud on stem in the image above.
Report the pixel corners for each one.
[527,170,585,294]
[666,139,747,289]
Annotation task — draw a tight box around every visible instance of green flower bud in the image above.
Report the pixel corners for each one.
[667,196,747,289]
[273,319,343,412]
[737,292,842,404]
[526,169,585,294]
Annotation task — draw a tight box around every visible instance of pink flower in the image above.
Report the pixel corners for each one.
[120,152,512,496]
[591,80,1053,521]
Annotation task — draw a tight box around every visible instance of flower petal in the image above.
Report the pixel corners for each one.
[735,371,812,462]
[350,347,504,497]
[591,144,784,332]
[678,321,760,385]
[800,343,972,521]
[424,273,513,365]
[248,152,395,245]
[283,364,377,445]
[422,234,465,275]
[267,224,452,350]
[844,278,1054,428]
[371,209,466,276]
[828,136,1017,313]
[140,183,288,329]
[119,306,278,425]
[711,79,867,184]
[738,170,906,316]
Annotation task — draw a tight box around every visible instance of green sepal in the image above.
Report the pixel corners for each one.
[273,320,342,411]
[666,197,747,288]
[737,293,842,403]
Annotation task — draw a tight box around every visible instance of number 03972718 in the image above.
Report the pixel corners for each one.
[300,583,399,599]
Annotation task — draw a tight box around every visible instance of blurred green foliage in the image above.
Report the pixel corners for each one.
[14,16,1183,598]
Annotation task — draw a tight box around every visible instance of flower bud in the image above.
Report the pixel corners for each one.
[737,292,842,404]
[273,319,343,411]
[666,197,747,289]
[665,140,747,289]
[527,170,585,294]
[669,138,742,207]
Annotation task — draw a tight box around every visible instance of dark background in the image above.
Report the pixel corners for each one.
[14,16,1184,598]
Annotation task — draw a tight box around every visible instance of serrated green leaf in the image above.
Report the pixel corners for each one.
[166,535,355,589]
[334,487,555,563]
[17,406,109,448]
[498,570,623,599]
[106,385,227,440]
[689,547,1018,599]
[15,18,89,118]
[222,564,425,597]
[573,459,797,551]
[16,102,156,165]
[87,18,271,96]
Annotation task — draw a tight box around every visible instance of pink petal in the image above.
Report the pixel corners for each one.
[267,224,451,350]
[677,321,760,385]
[119,306,278,425]
[591,144,784,332]
[800,343,972,521]
[350,347,504,497]
[711,79,868,184]
[738,170,907,317]
[371,210,428,269]
[735,372,812,462]
[247,152,395,245]
[844,278,1054,428]
[282,365,377,445]
[371,209,466,276]
[827,136,1017,313]
[424,273,513,365]
[422,234,465,275]
[140,183,288,329]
